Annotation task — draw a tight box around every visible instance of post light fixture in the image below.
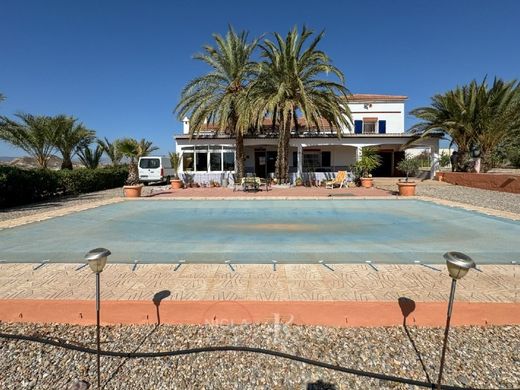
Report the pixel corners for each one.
[444,251,475,280]
[436,251,475,390]
[84,248,111,390]
[85,248,110,273]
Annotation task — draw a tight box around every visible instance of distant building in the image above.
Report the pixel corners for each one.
[174,94,439,182]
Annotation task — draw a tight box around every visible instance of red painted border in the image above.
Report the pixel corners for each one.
[1,300,519,327]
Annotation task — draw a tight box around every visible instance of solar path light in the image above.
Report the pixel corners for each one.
[436,251,475,390]
[85,248,111,390]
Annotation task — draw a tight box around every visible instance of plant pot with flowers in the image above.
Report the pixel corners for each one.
[119,138,158,197]
[169,152,183,189]
[396,155,420,196]
[354,147,381,188]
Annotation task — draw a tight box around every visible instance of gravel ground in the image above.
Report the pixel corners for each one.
[0,322,518,389]
[377,181,520,215]
[0,186,167,223]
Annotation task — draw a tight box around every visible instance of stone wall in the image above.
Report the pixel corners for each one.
[436,172,520,194]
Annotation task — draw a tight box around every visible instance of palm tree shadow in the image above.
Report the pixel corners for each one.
[398,297,432,384]
[102,290,171,389]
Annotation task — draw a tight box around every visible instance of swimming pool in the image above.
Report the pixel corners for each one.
[0,199,518,264]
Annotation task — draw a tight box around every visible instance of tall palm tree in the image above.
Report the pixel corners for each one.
[77,144,103,169]
[118,138,158,185]
[52,115,95,170]
[410,77,520,171]
[0,113,57,168]
[97,137,123,166]
[175,26,259,179]
[250,26,352,182]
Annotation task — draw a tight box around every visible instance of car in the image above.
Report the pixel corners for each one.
[138,156,174,185]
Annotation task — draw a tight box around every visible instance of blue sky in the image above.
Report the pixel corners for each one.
[1,0,519,156]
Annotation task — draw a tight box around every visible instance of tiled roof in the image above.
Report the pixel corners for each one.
[347,94,408,102]
[195,117,337,133]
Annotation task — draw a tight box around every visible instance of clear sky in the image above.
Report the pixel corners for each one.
[1,0,519,157]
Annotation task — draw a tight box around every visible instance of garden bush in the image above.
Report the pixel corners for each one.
[0,166,128,208]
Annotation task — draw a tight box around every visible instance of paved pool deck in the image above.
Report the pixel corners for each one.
[1,187,519,327]
[0,262,518,327]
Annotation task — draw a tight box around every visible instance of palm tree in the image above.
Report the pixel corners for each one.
[97,137,123,166]
[52,115,95,170]
[175,26,259,179]
[250,26,352,182]
[77,144,103,169]
[410,77,520,171]
[0,113,57,168]
[118,138,158,185]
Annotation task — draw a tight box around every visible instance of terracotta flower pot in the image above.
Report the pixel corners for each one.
[123,185,143,198]
[170,179,183,190]
[361,177,373,188]
[397,181,417,196]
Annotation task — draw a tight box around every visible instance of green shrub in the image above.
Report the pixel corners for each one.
[0,166,60,207]
[0,166,128,208]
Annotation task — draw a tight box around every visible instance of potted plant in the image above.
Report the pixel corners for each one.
[396,155,420,196]
[118,138,158,197]
[354,147,381,188]
[169,152,183,189]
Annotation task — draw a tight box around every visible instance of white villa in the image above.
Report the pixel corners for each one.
[174,94,439,183]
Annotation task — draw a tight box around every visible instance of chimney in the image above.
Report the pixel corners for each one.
[182,117,190,134]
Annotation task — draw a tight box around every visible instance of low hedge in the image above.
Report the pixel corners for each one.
[0,166,128,208]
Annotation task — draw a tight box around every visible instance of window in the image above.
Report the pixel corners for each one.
[223,152,235,170]
[210,152,222,171]
[139,158,160,169]
[321,151,331,167]
[303,153,320,169]
[181,145,235,172]
[182,153,194,171]
[196,152,208,171]
[363,122,376,134]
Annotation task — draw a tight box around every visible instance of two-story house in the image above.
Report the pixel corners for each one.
[174,94,438,183]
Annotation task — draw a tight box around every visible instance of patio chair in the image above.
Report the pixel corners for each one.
[325,171,350,189]
[242,176,260,192]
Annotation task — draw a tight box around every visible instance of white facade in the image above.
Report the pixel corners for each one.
[174,94,439,181]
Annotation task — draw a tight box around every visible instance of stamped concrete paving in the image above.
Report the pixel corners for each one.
[0,263,517,302]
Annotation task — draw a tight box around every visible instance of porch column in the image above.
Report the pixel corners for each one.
[355,147,362,162]
[430,139,440,180]
[297,145,303,177]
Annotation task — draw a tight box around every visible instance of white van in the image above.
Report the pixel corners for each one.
[138,156,174,184]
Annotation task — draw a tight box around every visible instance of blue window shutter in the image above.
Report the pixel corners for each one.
[354,120,362,134]
[378,120,386,134]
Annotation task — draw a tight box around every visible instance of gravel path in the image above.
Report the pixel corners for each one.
[0,186,166,223]
[377,181,520,215]
[0,322,518,389]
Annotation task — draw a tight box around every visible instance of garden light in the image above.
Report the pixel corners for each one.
[436,251,475,390]
[84,247,111,389]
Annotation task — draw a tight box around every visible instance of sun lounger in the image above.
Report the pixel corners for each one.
[325,171,351,189]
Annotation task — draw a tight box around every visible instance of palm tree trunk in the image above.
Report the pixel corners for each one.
[37,154,47,169]
[275,110,293,183]
[126,158,139,185]
[235,130,245,179]
[61,154,73,170]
